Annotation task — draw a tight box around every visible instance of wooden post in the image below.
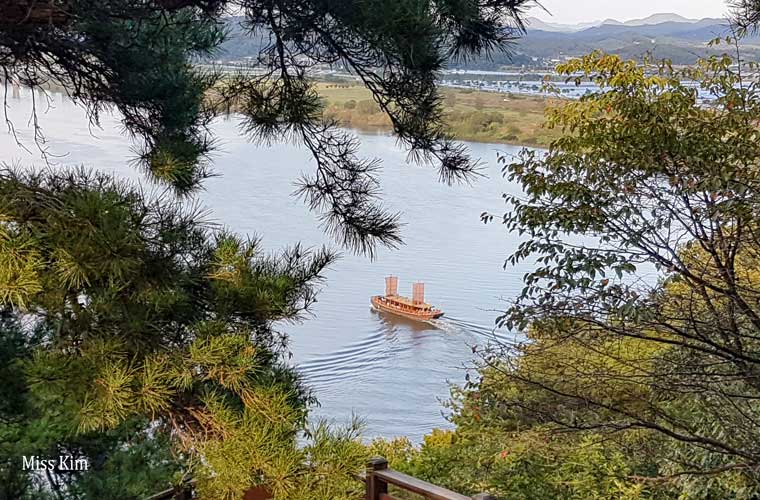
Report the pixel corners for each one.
[472,494,496,500]
[365,456,389,500]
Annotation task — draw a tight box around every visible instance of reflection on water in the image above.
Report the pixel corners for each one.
[1,87,529,442]
[371,308,442,333]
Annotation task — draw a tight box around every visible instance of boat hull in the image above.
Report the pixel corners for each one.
[371,296,444,321]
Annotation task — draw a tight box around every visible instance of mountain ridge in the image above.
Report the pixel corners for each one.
[527,12,726,33]
[212,13,753,70]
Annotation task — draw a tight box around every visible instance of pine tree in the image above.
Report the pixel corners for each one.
[0,1,531,497]
[0,167,359,498]
[731,0,760,31]
[2,0,531,253]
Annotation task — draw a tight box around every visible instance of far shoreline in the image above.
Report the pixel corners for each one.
[4,77,559,149]
[317,82,560,148]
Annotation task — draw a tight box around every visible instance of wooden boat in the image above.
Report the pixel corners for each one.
[371,276,444,321]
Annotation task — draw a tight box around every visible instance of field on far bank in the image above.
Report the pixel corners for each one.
[17,74,558,147]
[317,81,560,147]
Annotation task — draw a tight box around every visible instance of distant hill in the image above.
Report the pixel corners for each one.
[212,14,758,70]
[211,17,267,62]
[524,17,602,33]
[613,13,696,26]
[526,13,721,33]
[501,14,759,68]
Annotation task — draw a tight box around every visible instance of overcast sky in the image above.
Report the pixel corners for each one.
[531,0,730,24]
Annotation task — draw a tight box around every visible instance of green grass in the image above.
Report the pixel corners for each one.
[317,82,561,147]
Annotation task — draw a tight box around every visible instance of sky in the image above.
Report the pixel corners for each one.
[531,0,730,24]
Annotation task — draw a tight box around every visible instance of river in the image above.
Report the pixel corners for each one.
[2,88,530,443]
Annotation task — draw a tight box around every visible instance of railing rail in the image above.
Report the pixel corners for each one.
[363,457,495,500]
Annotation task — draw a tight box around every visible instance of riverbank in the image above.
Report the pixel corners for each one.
[4,77,558,148]
[317,82,560,147]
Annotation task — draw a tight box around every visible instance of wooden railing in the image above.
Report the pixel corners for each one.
[361,457,494,500]
[145,457,494,500]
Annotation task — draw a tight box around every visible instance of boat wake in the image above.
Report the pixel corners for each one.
[295,326,404,389]
[424,318,459,333]
[438,316,517,345]
[295,314,518,392]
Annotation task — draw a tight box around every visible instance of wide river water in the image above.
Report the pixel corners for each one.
[2,89,529,442]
